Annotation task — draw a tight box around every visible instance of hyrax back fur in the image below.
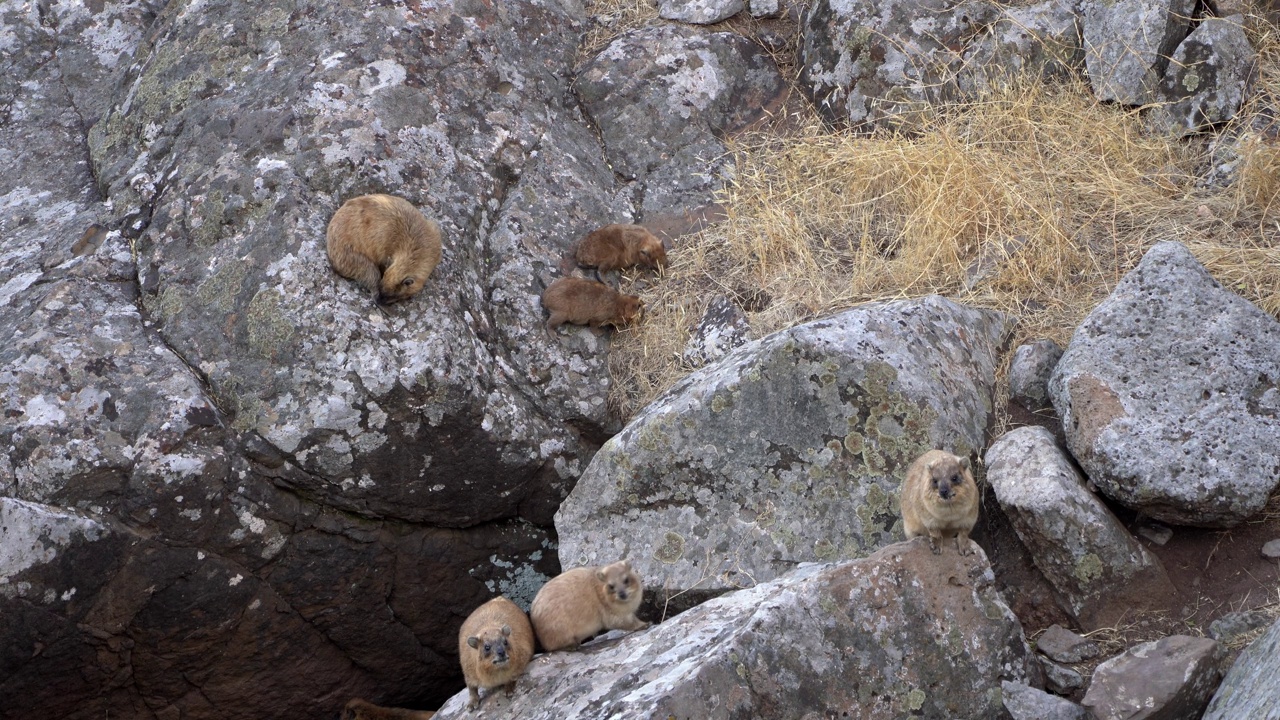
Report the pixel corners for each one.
[901,450,980,555]
[326,194,442,305]
[341,698,435,720]
[458,596,534,711]
[541,277,642,333]
[575,224,667,275]
[530,560,650,652]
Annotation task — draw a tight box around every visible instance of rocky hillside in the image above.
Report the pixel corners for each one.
[2,1,1278,719]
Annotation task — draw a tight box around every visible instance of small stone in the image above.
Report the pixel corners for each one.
[1208,610,1275,645]
[1262,539,1280,560]
[749,0,782,18]
[1041,657,1086,694]
[657,0,744,24]
[1002,681,1090,720]
[1009,339,1064,410]
[1136,521,1173,546]
[1037,624,1101,664]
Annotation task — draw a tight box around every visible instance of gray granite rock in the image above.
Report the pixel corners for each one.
[1049,241,1280,527]
[986,427,1176,629]
[658,0,745,24]
[433,542,1040,719]
[681,294,750,368]
[557,296,1010,608]
[1208,609,1276,645]
[1083,635,1226,720]
[1082,0,1196,104]
[1041,657,1087,695]
[1152,16,1257,136]
[1203,616,1280,719]
[1002,681,1090,720]
[1262,538,1280,560]
[749,0,783,18]
[1037,624,1102,664]
[1010,339,1065,411]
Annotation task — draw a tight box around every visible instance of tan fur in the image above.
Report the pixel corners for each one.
[901,449,980,555]
[326,194,442,304]
[457,596,534,711]
[575,224,667,274]
[529,560,649,652]
[341,698,435,720]
[541,278,642,333]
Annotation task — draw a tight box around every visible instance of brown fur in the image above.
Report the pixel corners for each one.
[901,449,980,556]
[529,560,649,652]
[541,278,642,333]
[575,224,667,274]
[341,698,435,720]
[326,194,442,305]
[458,596,534,711]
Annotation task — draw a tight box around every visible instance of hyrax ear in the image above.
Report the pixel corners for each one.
[467,636,480,649]
[621,559,632,570]
[595,568,607,582]
[959,456,971,471]
[501,625,511,637]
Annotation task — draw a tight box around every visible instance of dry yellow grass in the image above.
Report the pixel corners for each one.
[607,32,1280,419]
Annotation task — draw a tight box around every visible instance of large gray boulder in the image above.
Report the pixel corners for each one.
[1048,241,1280,527]
[432,541,1040,719]
[557,296,1010,608]
[1202,616,1280,719]
[1081,0,1196,104]
[1151,15,1257,136]
[985,426,1175,630]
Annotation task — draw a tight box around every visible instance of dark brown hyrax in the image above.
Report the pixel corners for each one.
[530,560,649,652]
[901,449,980,555]
[326,193,441,305]
[458,596,534,711]
[575,223,667,276]
[540,277,642,333]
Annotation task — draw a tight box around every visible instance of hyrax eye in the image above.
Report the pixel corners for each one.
[483,643,491,653]
[401,277,415,287]
[951,475,962,485]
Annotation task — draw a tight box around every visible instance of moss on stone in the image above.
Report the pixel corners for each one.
[196,261,247,312]
[1074,552,1104,585]
[654,532,685,563]
[246,287,296,359]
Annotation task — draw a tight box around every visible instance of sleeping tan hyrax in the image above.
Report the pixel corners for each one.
[341,698,435,720]
[540,277,642,333]
[901,449,980,555]
[458,596,534,711]
[575,223,667,277]
[326,193,442,305]
[529,560,650,652]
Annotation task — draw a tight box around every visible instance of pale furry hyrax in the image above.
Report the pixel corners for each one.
[541,277,642,333]
[341,698,435,720]
[530,560,650,652]
[575,223,667,277]
[901,449,980,555]
[457,596,534,711]
[326,194,442,305]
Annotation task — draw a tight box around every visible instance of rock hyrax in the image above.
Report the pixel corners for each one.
[458,596,534,711]
[575,223,667,276]
[341,698,435,720]
[530,560,650,652]
[326,194,442,305]
[541,277,642,333]
[901,449,980,555]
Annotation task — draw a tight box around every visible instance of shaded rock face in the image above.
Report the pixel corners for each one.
[1203,616,1280,719]
[1048,241,1280,527]
[432,541,1040,720]
[1082,0,1196,105]
[985,426,1175,630]
[1082,635,1225,720]
[556,296,1010,607]
[576,24,785,231]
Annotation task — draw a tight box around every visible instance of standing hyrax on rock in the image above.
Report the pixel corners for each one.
[326,193,442,305]
[575,223,667,277]
[458,596,534,711]
[341,698,435,720]
[530,560,650,652]
[541,277,642,333]
[901,449,980,555]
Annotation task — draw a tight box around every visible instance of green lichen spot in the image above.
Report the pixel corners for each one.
[711,393,730,413]
[196,261,248,313]
[844,432,865,455]
[147,285,187,321]
[814,538,837,560]
[246,288,295,359]
[654,532,685,564]
[906,688,926,711]
[1075,553,1104,585]
[1182,71,1201,93]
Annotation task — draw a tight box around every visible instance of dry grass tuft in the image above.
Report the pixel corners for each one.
[609,65,1280,418]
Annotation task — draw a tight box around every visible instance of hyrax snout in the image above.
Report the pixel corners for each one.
[575,223,667,276]
[458,596,534,711]
[901,449,980,556]
[326,193,442,305]
[541,277,642,333]
[530,560,650,652]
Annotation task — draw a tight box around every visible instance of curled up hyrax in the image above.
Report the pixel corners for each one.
[326,193,442,305]
[901,449,979,556]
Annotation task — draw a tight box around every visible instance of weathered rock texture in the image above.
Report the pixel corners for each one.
[1002,681,1089,720]
[1081,0,1196,105]
[1048,241,1280,527]
[681,294,750,368]
[1153,15,1257,135]
[432,541,1041,719]
[557,296,1009,608]
[1082,635,1225,720]
[659,0,745,24]
[1202,616,1280,719]
[1009,339,1064,411]
[986,426,1176,629]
